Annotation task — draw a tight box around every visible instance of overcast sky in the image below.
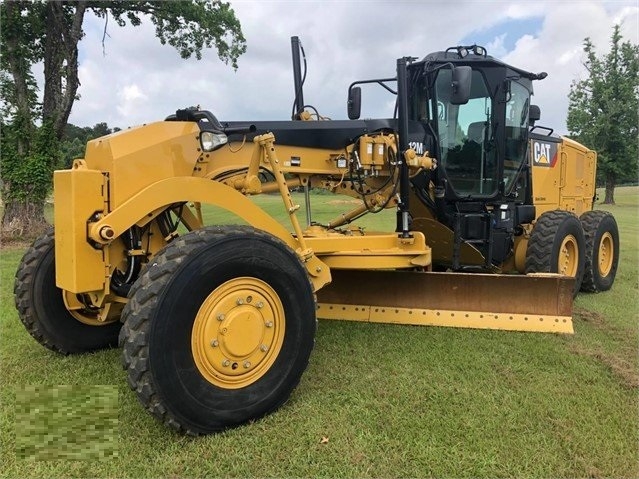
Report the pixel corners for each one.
[68,0,639,135]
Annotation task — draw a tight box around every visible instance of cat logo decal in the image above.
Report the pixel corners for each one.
[532,141,558,167]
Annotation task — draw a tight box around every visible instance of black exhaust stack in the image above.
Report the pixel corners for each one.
[396,57,411,238]
[291,36,305,120]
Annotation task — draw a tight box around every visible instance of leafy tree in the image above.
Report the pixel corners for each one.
[567,25,639,204]
[59,137,85,170]
[1,0,245,237]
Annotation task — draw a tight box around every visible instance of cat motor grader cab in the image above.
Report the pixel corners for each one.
[15,38,619,434]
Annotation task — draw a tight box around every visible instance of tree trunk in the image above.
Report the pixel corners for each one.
[603,171,616,204]
[1,2,86,240]
[42,1,85,138]
[1,197,49,239]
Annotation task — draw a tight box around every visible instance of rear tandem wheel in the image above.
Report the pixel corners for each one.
[119,225,317,435]
[580,210,619,292]
[525,210,586,296]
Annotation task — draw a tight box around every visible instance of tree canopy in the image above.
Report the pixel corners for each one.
[0,0,246,237]
[567,24,639,204]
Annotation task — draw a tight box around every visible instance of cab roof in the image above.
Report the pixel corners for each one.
[416,48,545,81]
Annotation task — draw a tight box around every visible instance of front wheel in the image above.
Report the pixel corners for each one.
[14,228,121,354]
[120,226,317,435]
[580,210,619,292]
[525,210,586,296]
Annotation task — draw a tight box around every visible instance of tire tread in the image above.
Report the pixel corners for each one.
[13,229,66,354]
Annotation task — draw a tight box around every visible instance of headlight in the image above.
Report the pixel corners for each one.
[200,131,228,152]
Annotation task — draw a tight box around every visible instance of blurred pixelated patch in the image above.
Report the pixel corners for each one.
[15,385,118,460]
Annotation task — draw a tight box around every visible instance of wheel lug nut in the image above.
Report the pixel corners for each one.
[265,321,273,328]
[222,359,230,367]
[260,344,268,352]
[210,339,219,347]
[236,298,244,305]
[217,313,225,321]
[256,301,264,309]
[243,361,251,369]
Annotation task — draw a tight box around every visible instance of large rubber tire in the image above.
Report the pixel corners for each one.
[14,228,121,354]
[525,210,586,296]
[580,210,619,292]
[119,226,316,435]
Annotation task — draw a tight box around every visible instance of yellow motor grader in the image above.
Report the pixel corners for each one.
[14,39,619,434]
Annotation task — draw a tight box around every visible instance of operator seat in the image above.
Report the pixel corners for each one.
[467,121,486,144]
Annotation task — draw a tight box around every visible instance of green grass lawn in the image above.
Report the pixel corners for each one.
[1,187,637,478]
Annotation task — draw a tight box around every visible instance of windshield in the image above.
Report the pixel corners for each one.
[435,69,497,197]
[503,81,530,194]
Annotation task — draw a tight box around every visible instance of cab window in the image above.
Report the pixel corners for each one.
[435,69,497,197]
[503,81,530,194]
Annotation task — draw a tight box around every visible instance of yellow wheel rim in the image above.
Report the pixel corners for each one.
[598,232,614,277]
[558,234,578,276]
[191,277,285,389]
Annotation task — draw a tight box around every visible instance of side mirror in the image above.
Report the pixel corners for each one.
[347,87,361,120]
[450,66,472,105]
[529,104,541,125]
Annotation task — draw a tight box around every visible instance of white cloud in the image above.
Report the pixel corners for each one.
[557,48,581,66]
[116,84,148,118]
[502,1,638,134]
[613,6,639,25]
[63,0,638,137]
[487,33,508,59]
[504,2,546,19]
